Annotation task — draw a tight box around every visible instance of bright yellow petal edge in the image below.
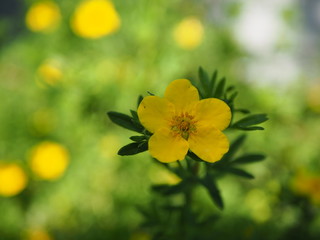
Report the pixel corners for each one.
[137,79,231,163]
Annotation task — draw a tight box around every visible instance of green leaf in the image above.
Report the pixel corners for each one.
[152,181,189,195]
[232,154,266,164]
[199,67,210,97]
[234,108,250,114]
[214,77,226,98]
[118,141,148,156]
[137,95,143,107]
[226,85,235,92]
[129,135,146,142]
[233,114,268,127]
[200,174,224,209]
[187,151,204,162]
[130,110,139,120]
[107,111,144,133]
[228,91,238,102]
[221,134,246,161]
[233,126,264,131]
[209,70,218,95]
[225,167,254,179]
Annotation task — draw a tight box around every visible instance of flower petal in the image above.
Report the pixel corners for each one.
[194,98,231,130]
[164,79,199,111]
[138,96,174,133]
[149,128,189,163]
[189,126,229,163]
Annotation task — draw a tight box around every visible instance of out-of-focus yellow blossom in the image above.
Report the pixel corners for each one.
[37,61,62,86]
[26,229,53,240]
[173,17,204,50]
[245,189,271,223]
[148,165,181,185]
[0,163,27,197]
[29,142,69,180]
[306,83,320,113]
[138,79,231,163]
[25,1,61,32]
[292,170,320,205]
[71,0,121,39]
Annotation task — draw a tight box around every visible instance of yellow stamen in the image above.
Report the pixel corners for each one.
[170,112,197,139]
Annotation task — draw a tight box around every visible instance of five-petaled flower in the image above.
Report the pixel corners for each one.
[137,79,231,163]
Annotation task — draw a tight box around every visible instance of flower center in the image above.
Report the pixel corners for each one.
[170,112,197,140]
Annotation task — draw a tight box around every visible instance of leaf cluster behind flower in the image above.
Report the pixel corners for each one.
[107,67,268,239]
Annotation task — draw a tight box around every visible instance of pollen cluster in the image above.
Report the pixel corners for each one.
[170,113,197,139]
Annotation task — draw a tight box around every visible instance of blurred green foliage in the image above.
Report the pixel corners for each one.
[0,0,320,240]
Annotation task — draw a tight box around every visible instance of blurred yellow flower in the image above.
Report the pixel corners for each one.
[29,142,69,180]
[148,164,181,185]
[306,82,320,113]
[71,0,121,39]
[245,189,271,223]
[25,1,61,32]
[292,170,320,205]
[37,61,63,86]
[26,229,53,240]
[173,17,204,50]
[138,79,231,163]
[0,163,27,197]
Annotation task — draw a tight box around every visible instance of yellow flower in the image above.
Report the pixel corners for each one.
[292,170,320,205]
[137,79,231,163]
[306,82,320,113]
[173,17,204,50]
[0,163,28,197]
[26,229,53,240]
[71,0,121,39]
[29,142,69,180]
[37,61,63,86]
[25,1,61,32]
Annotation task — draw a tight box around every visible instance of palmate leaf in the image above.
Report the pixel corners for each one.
[107,111,144,133]
[118,141,148,156]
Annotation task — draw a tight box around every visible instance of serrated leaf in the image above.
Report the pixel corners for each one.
[107,111,144,133]
[232,154,266,164]
[225,167,254,179]
[214,77,226,98]
[118,141,148,156]
[129,135,146,142]
[200,175,224,209]
[233,114,268,127]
